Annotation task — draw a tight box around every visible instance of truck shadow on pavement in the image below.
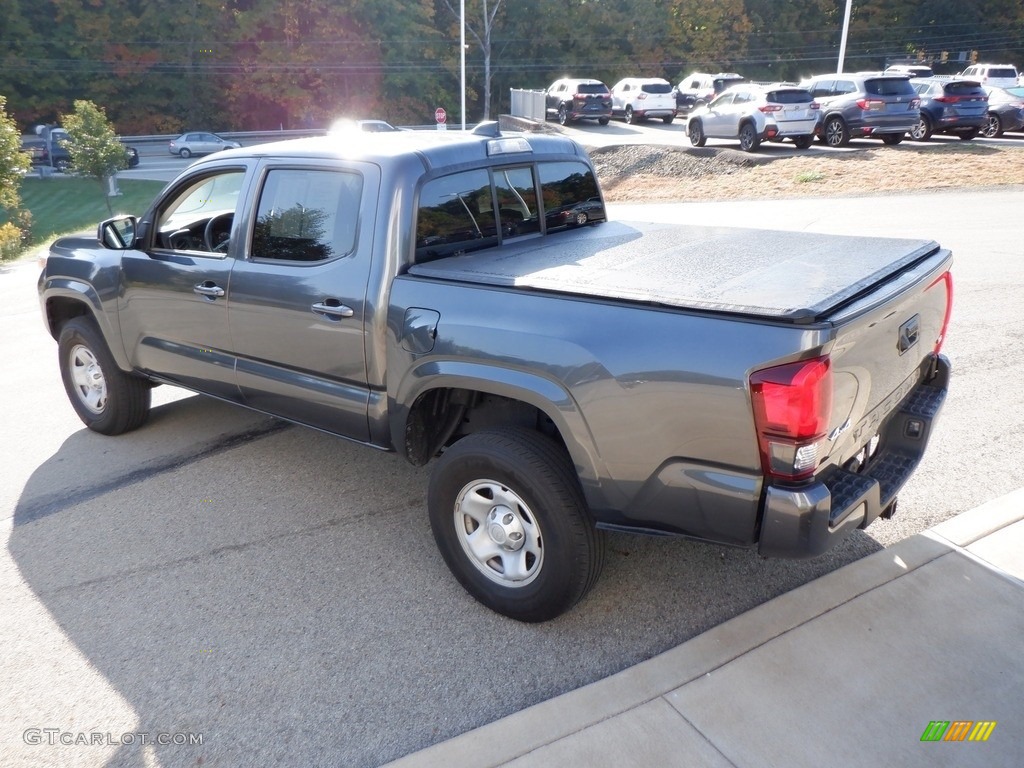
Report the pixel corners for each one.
[9,395,885,766]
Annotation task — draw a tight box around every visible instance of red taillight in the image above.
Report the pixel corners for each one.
[935,95,960,104]
[926,271,954,354]
[637,92,648,100]
[856,98,885,111]
[750,357,833,481]
[910,98,921,109]
[810,101,820,110]
[759,104,783,113]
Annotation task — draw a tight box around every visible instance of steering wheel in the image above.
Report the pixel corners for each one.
[203,212,234,253]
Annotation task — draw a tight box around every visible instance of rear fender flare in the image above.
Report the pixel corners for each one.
[391,360,617,510]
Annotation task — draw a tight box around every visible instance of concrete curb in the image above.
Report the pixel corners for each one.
[386,488,1024,767]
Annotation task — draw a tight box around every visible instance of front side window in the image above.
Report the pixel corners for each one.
[155,169,246,254]
[250,169,362,262]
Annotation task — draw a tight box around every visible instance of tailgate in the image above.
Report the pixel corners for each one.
[822,247,953,472]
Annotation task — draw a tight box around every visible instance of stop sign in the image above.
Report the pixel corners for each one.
[434,107,447,124]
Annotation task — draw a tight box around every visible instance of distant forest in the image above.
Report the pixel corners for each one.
[2,0,1022,133]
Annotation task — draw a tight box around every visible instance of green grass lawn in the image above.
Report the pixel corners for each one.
[8,176,166,249]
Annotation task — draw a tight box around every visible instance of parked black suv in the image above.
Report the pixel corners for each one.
[909,78,988,141]
[545,78,612,126]
[674,72,746,114]
[800,73,920,146]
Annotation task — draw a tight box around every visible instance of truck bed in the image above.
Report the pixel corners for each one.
[408,221,941,323]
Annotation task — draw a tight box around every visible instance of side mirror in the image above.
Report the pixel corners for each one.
[98,215,138,250]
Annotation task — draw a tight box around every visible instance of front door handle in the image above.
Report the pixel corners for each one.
[311,299,355,319]
[193,282,225,298]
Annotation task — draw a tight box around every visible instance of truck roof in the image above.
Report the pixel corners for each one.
[216,126,589,171]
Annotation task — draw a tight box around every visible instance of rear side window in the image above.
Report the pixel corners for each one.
[865,78,916,97]
[641,82,672,94]
[766,89,814,104]
[809,81,833,99]
[251,169,362,262]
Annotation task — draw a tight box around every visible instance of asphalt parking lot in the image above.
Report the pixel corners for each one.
[3,183,1023,766]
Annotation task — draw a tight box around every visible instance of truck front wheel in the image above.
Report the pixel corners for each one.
[58,317,151,435]
[428,428,605,622]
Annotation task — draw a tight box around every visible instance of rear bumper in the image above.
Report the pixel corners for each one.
[758,354,950,558]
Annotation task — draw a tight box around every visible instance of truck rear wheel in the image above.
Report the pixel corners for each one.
[58,317,151,435]
[428,428,605,622]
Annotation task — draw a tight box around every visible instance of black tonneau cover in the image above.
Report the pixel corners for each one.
[408,221,941,323]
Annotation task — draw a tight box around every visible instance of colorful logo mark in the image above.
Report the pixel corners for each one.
[921,721,997,742]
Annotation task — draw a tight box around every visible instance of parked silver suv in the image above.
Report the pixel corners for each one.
[687,84,821,152]
[800,73,920,147]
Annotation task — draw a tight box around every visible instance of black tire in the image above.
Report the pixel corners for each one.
[880,133,904,145]
[792,135,813,149]
[688,119,706,147]
[54,158,71,172]
[428,428,605,622]
[910,114,932,141]
[824,115,849,147]
[179,148,192,158]
[597,117,609,126]
[624,106,635,125]
[662,115,674,125]
[557,105,569,126]
[980,113,1002,138]
[958,128,979,141]
[738,122,760,152]
[58,317,151,435]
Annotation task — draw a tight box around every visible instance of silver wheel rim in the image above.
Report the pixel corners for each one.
[982,115,998,137]
[575,212,588,225]
[911,119,926,139]
[826,120,844,146]
[740,126,754,150]
[68,344,107,414]
[453,479,543,587]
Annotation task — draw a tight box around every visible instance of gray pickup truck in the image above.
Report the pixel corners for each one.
[38,125,952,621]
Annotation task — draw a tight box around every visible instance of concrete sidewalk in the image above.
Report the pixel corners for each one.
[388,489,1024,768]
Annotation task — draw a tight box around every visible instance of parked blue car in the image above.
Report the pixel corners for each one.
[909,78,988,141]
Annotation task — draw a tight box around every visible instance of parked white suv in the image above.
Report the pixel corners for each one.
[609,78,678,124]
[687,83,821,151]
[959,64,1019,89]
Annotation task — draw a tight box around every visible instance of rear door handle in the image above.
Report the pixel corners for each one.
[193,282,225,298]
[312,299,354,319]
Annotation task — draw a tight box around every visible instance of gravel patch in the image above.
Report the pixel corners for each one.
[591,141,1024,202]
